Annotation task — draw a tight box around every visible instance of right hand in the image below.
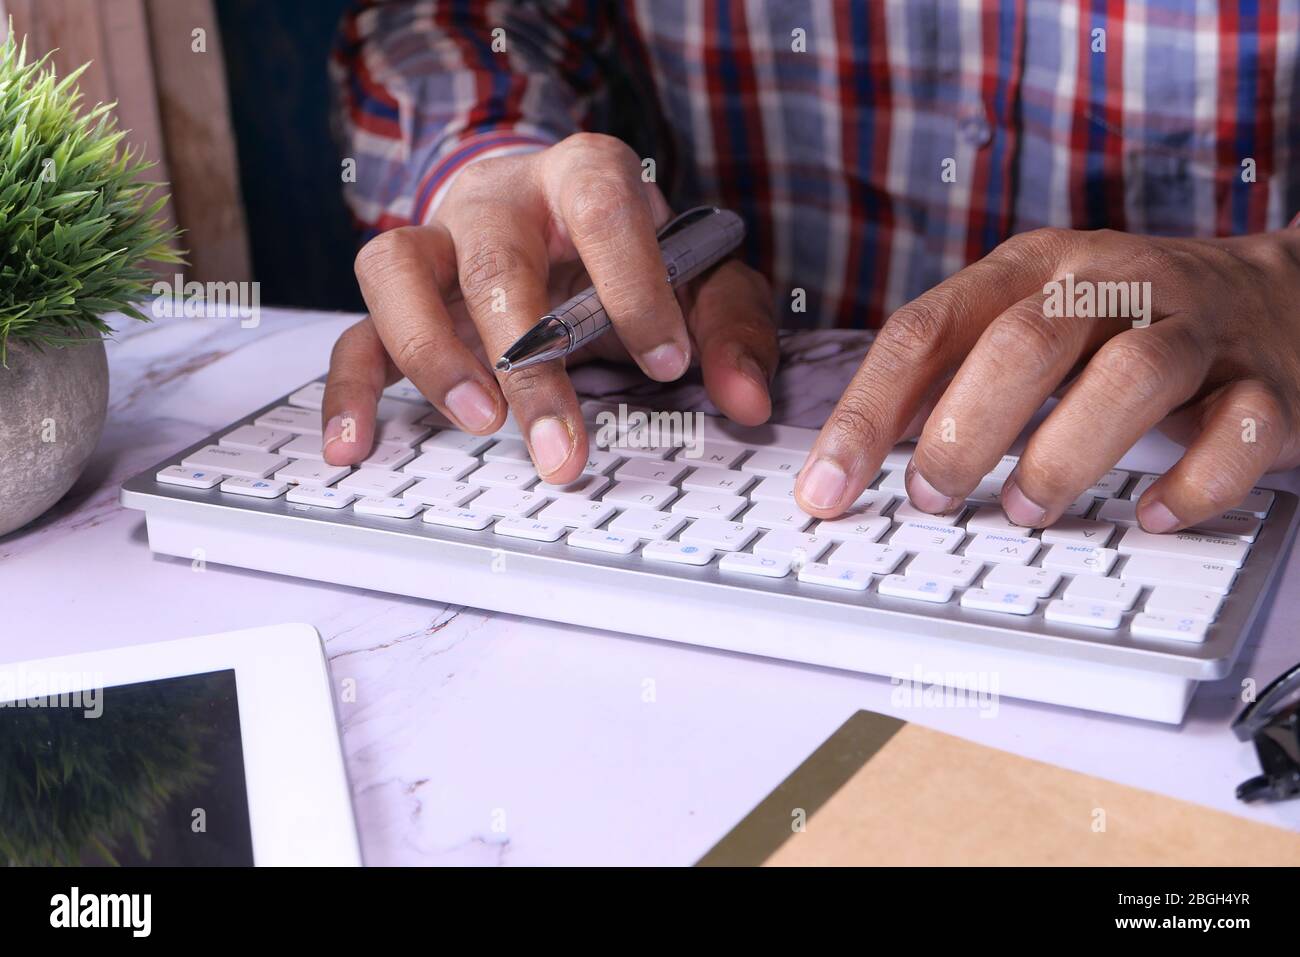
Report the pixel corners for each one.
[322,133,778,486]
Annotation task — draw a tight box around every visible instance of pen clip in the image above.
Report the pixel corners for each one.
[656,205,720,241]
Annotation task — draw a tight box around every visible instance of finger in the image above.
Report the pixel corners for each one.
[542,134,690,381]
[353,224,506,435]
[1003,317,1210,526]
[794,229,1068,516]
[442,194,587,484]
[905,291,1091,513]
[1136,380,1286,532]
[680,261,778,426]
[322,317,396,466]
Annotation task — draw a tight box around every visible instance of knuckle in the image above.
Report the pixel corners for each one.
[562,131,636,168]
[392,331,442,376]
[984,306,1071,381]
[353,227,421,287]
[827,393,889,462]
[1089,332,1176,406]
[458,236,526,305]
[876,301,949,367]
[565,173,636,235]
[500,365,555,407]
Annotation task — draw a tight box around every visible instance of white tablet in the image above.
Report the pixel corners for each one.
[0,623,360,866]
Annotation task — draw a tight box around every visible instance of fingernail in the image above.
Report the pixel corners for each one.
[322,412,355,450]
[1001,480,1047,527]
[642,342,689,380]
[736,352,770,388]
[799,458,847,510]
[907,465,959,514]
[529,416,573,476]
[1138,500,1180,534]
[444,380,497,432]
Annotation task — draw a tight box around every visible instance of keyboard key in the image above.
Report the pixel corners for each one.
[1063,575,1140,611]
[719,552,792,578]
[255,405,320,434]
[965,476,1005,505]
[1085,469,1128,498]
[1062,493,1097,518]
[1117,527,1249,569]
[798,563,872,591]
[892,501,965,526]
[1041,517,1115,547]
[274,458,351,486]
[753,530,832,563]
[537,497,618,528]
[877,574,954,604]
[1233,487,1274,519]
[889,521,966,554]
[691,443,747,468]
[681,467,755,495]
[883,445,918,470]
[287,484,356,509]
[383,378,427,404]
[467,461,540,490]
[404,450,479,481]
[1044,600,1122,629]
[494,517,567,542]
[615,458,689,485]
[742,501,814,531]
[220,476,289,499]
[1186,511,1262,543]
[608,508,688,541]
[1143,585,1223,622]
[567,528,639,554]
[747,476,795,502]
[402,478,479,507]
[220,425,293,452]
[680,519,759,551]
[157,465,223,489]
[338,469,415,498]
[422,430,494,457]
[535,474,610,500]
[470,488,546,518]
[372,419,432,448]
[906,552,983,587]
[967,506,1031,536]
[983,563,1061,598]
[581,449,622,475]
[360,443,418,471]
[483,439,532,463]
[278,434,326,459]
[1130,613,1209,643]
[671,491,749,521]
[642,540,714,566]
[740,450,805,477]
[353,496,423,519]
[603,480,678,511]
[1041,543,1118,576]
[877,470,908,494]
[422,505,493,530]
[828,542,906,575]
[288,381,326,410]
[1095,498,1141,527]
[961,588,1037,615]
[1127,473,1158,501]
[814,510,891,542]
[183,445,289,479]
[1120,555,1236,594]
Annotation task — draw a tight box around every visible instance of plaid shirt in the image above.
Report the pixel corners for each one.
[331,0,1300,329]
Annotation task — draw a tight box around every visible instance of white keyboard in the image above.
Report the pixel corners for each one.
[121,378,1299,723]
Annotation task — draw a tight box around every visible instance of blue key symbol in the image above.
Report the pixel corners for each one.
[682,545,698,554]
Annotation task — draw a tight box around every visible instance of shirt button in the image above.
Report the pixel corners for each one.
[959,103,993,148]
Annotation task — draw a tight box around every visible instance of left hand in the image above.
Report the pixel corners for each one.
[794,227,1300,532]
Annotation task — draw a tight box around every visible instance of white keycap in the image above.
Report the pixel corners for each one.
[338,468,415,498]
[679,519,759,551]
[877,470,908,494]
[404,450,479,481]
[1063,575,1140,610]
[1130,613,1209,643]
[1085,469,1128,498]
[360,443,418,471]
[378,397,433,423]
[577,449,621,476]
[828,541,907,575]
[883,445,918,471]
[814,510,891,542]
[753,530,832,563]
[1041,543,1118,576]
[691,443,747,468]
[966,476,1005,505]
[906,552,983,587]
[467,461,540,490]
[983,563,1061,598]
[747,476,795,502]
[494,516,567,542]
[422,430,494,457]
[719,552,792,578]
[889,521,966,554]
[383,378,426,404]
[1188,511,1262,543]
[671,491,749,520]
[1062,493,1096,518]
[848,489,896,513]
[353,495,423,519]
[373,419,432,448]
[1117,526,1249,569]
[483,439,532,463]
[681,467,755,495]
[567,528,639,554]
[220,476,289,499]
[288,381,326,409]
[740,450,805,477]
[615,458,689,485]
[1120,555,1236,594]
[278,433,326,459]
[1041,517,1115,547]
[255,405,320,434]
[274,458,352,487]
[220,425,293,452]
[967,506,1030,536]
[470,488,546,518]
[537,497,618,529]
[402,478,478,507]
[157,465,223,489]
[602,480,678,511]
[286,484,355,509]
[1127,473,1158,501]
[892,501,965,526]
[1143,585,1223,622]
[961,588,1037,615]
[422,504,493,530]
[1096,498,1139,526]
[608,508,688,541]
[613,443,676,461]
[877,574,954,603]
[182,445,289,479]
[797,563,872,591]
[535,473,610,500]
[742,501,814,531]
[1233,487,1274,519]
[1044,600,1122,629]
[642,540,714,565]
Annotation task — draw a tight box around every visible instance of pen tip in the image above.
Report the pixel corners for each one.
[494,358,511,372]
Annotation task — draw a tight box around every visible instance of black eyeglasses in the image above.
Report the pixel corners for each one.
[1233,661,1300,803]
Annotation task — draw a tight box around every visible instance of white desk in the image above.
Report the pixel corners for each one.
[3,307,1298,864]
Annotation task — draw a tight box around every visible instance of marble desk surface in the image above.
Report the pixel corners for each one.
[3,307,1299,865]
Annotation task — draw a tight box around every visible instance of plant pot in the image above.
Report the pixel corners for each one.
[0,337,109,536]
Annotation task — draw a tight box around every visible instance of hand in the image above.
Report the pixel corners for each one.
[795,227,1300,533]
[323,132,777,484]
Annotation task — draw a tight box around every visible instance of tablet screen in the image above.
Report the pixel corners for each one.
[0,669,255,866]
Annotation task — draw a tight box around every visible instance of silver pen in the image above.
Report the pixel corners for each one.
[494,206,746,372]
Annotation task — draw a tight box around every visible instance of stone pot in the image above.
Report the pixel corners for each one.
[0,337,109,536]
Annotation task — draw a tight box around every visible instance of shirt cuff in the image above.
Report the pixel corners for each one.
[414,131,557,225]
